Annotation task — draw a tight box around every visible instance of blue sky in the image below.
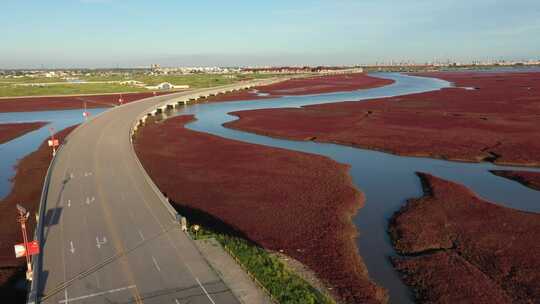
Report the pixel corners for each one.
[1,0,539,68]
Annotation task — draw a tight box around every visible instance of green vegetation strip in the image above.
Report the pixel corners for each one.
[193,227,334,304]
[0,83,147,97]
[79,73,294,86]
[0,73,296,97]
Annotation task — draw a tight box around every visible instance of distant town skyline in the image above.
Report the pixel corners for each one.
[2,0,539,68]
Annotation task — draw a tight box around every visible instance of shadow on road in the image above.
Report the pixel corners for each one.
[36,270,48,300]
[43,207,62,227]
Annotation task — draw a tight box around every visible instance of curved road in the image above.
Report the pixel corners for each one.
[33,81,278,304]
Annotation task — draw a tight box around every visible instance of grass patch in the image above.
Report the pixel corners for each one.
[192,227,334,304]
[0,76,67,84]
[0,83,147,97]
[80,73,293,87]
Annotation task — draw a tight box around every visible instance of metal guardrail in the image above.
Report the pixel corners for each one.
[25,94,177,304]
[125,78,290,303]
[127,79,284,222]
[127,138,182,223]
[26,100,119,304]
[27,144,64,304]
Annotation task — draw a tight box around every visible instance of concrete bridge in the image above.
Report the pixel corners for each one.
[29,78,283,304]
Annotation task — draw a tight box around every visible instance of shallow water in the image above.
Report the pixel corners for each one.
[0,108,105,199]
[163,73,540,303]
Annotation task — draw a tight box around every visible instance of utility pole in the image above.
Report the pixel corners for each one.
[16,204,32,281]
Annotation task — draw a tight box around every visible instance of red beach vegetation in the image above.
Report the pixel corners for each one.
[0,92,173,113]
[491,170,540,191]
[389,173,540,303]
[0,126,77,302]
[0,122,47,144]
[204,73,395,102]
[226,72,540,166]
[134,115,387,303]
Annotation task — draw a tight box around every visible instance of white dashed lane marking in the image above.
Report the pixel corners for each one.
[151,256,161,272]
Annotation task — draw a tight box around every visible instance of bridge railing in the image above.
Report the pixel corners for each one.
[127,132,182,223]
[127,78,284,223]
[27,143,65,304]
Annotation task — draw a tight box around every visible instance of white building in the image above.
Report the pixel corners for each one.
[145,82,190,90]
[120,80,145,86]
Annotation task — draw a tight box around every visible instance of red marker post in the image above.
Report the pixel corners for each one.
[15,204,39,281]
[83,101,89,121]
[47,127,59,156]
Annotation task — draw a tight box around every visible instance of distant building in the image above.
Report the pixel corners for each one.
[145,82,190,90]
[120,80,145,86]
[241,66,364,74]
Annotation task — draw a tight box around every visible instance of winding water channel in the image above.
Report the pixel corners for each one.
[0,108,105,198]
[168,73,540,303]
[1,73,539,303]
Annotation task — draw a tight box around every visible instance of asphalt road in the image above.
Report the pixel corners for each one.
[36,81,275,304]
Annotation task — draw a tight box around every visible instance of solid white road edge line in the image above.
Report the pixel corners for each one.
[58,285,136,303]
[196,278,217,304]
